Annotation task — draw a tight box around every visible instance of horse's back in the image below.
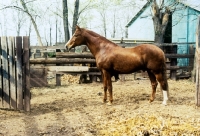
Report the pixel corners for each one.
[135,44,166,70]
[126,44,165,71]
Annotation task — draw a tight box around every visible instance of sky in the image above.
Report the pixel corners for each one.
[0,0,147,45]
[0,0,200,45]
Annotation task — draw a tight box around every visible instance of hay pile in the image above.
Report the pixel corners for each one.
[96,114,200,135]
[61,74,80,84]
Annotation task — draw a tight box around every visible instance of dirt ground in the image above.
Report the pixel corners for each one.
[0,74,200,136]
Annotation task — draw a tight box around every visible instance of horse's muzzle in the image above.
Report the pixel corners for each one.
[66,45,72,51]
[65,42,71,51]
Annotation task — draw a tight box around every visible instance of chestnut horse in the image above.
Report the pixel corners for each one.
[66,26,169,105]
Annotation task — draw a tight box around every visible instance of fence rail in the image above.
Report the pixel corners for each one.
[29,43,194,86]
[0,36,197,111]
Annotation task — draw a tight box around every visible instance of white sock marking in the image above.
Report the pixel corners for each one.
[162,90,168,105]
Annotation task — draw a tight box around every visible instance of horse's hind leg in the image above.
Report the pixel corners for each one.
[155,73,169,105]
[147,70,158,102]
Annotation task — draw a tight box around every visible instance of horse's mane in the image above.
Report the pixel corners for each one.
[82,28,118,47]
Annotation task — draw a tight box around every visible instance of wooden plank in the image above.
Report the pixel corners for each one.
[56,52,194,59]
[30,45,66,50]
[30,42,195,50]
[47,66,89,72]
[0,37,2,108]
[166,66,193,70]
[196,16,200,52]
[56,49,61,86]
[30,68,46,78]
[189,45,195,63]
[30,68,47,87]
[23,36,30,111]
[165,54,194,58]
[30,58,96,64]
[1,37,10,108]
[196,57,200,107]
[169,45,177,80]
[32,65,90,72]
[8,37,17,109]
[57,71,101,75]
[31,65,191,72]
[196,16,200,107]
[30,77,48,87]
[16,36,23,110]
[56,52,94,58]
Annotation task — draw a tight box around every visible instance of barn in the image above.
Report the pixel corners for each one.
[125,0,200,66]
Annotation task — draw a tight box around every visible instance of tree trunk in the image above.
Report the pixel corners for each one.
[151,0,170,43]
[20,0,43,46]
[72,0,79,35]
[62,0,70,42]
[112,11,116,38]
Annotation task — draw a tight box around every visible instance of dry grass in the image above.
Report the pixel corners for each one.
[0,74,200,135]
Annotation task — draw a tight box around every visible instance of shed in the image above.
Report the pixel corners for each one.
[126,0,200,66]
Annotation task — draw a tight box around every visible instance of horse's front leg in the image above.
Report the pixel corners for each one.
[107,75,113,105]
[102,70,112,104]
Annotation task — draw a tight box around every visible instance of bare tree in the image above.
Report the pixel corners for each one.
[72,0,79,34]
[12,1,26,36]
[20,0,43,46]
[0,8,8,35]
[1,0,44,46]
[63,0,70,42]
[151,0,171,43]
[97,0,109,37]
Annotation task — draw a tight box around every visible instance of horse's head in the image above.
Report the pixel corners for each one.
[66,26,85,50]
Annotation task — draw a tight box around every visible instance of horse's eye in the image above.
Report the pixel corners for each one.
[74,34,79,37]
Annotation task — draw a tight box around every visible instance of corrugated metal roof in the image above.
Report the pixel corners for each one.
[126,0,200,28]
[125,1,151,27]
[181,0,200,11]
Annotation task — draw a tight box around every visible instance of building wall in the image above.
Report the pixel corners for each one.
[127,5,154,41]
[128,3,199,66]
[172,6,199,65]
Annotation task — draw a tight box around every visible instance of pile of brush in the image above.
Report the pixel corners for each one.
[61,74,80,84]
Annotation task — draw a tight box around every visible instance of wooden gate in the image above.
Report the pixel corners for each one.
[0,36,30,111]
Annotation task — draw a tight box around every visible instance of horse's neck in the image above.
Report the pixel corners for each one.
[83,31,101,56]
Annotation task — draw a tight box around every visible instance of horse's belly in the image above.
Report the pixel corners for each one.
[113,63,143,74]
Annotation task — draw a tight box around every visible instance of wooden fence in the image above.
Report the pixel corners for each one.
[0,36,196,110]
[0,36,30,111]
[29,43,194,87]
[196,16,200,107]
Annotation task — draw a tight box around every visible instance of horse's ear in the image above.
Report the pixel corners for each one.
[76,25,81,31]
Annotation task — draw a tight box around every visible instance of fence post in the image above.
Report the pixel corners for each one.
[8,37,17,110]
[23,36,30,111]
[1,37,10,108]
[196,16,200,107]
[16,36,23,110]
[56,49,61,86]
[0,37,2,108]
[170,45,177,80]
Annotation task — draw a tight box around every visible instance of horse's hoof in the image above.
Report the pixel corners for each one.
[107,101,112,106]
[103,99,107,103]
[149,99,154,103]
[162,101,167,106]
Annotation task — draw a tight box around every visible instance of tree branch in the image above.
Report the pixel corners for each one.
[0,5,25,12]
[25,0,37,4]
